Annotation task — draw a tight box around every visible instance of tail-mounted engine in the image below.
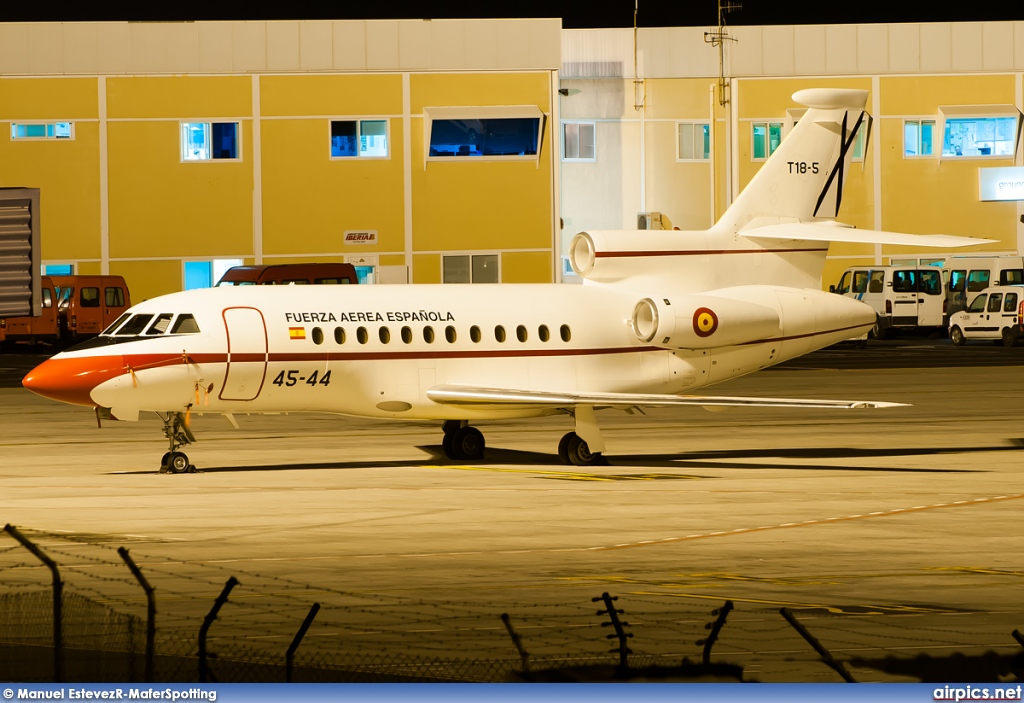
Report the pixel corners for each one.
[631,294,781,350]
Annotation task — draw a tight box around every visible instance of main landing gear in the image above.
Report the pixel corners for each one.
[439,405,608,467]
[158,412,197,474]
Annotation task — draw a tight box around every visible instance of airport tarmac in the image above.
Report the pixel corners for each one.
[2,346,1024,682]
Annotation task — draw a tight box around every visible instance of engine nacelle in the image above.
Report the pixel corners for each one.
[631,294,781,349]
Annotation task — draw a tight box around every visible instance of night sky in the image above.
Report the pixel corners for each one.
[5,0,1023,29]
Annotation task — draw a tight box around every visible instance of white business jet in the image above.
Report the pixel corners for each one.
[23,88,990,472]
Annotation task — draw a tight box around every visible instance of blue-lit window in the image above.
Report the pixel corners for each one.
[429,118,540,158]
[752,122,783,160]
[181,122,239,161]
[330,120,388,158]
[43,264,74,275]
[943,117,1017,157]
[184,261,213,290]
[904,119,935,157]
[11,122,73,140]
[852,124,867,161]
[677,122,710,161]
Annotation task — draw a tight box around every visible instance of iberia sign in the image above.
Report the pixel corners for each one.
[344,230,377,245]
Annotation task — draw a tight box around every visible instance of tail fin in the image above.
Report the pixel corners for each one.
[718,88,870,232]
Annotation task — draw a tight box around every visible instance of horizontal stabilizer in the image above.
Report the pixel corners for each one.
[746,223,997,249]
[427,385,906,410]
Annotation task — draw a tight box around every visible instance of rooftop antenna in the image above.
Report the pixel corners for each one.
[633,0,644,111]
[704,0,741,107]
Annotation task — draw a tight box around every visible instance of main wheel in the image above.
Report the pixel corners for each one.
[442,431,457,459]
[451,426,485,461]
[1002,328,1018,348]
[566,433,604,467]
[870,321,887,340]
[557,432,574,464]
[159,452,171,472]
[167,451,191,474]
[950,325,966,346]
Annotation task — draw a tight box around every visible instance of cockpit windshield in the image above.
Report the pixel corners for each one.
[103,313,202,338]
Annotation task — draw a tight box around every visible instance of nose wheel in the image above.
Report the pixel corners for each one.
[159,412,197,473]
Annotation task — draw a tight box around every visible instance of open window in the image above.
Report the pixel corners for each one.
[937,106,1023,161]
[424,106,544,166]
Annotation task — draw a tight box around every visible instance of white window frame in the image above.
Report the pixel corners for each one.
[936,106,1023,162]
[423,106,544,166]
[562,121,596,162]
[329,118,391,160]
[751,121,784,161]
[10,122,74,140]
[675,121,710,162]
[903,118,936,159]
[441,253,501,284]
[179,121,242,163]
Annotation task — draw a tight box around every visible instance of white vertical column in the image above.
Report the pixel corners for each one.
[403,72,413,278]
[98,76,109,275]
[1016,72,1023,256]
[252,74,263,265]
[550,69,561,282]
[872,75,883,265]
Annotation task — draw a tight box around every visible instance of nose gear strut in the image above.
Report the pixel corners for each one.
[158,411,197,474]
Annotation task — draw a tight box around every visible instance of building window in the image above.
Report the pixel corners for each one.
[11,122,73,140]
[181,122,239,161]
[184,259,243,290]
[563,122,595,161]
[330,119,388,158]
[904,120,935,157]
[442,254,499,284]
[752,122,783,160]
[677,122,710,161]
[851,125,867,161]
[425,107,543,160]
[942,117,1017,157]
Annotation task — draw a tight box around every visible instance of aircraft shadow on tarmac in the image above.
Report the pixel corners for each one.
[119,442,1023,475]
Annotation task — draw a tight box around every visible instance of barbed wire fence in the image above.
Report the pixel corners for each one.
[2,525,1022,683]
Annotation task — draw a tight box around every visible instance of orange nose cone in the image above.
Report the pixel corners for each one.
[23,355,126,407]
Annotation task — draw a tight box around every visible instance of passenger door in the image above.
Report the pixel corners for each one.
[916,269,944,326]
[889,269,919,326]
[220,307,269,402]
[960,293,989,339]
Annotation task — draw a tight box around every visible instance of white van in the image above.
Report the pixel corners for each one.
[830,265,944,338]
[947,284,1024,347]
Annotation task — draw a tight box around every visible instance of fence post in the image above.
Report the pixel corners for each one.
[697,600,734,667]
[4,524,62,682]
[500,613,530,673]
[593,592,633,669]
[779,608,857,683]
[118,547,155,683]
[285,603,320,683]
[199,577,238,683]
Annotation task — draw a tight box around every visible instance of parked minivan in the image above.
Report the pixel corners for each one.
[948,284,1024,347]
[830,265,944,338]
[52,275,132,339]
[216,263,358,286]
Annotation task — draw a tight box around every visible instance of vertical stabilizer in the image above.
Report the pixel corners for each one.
[718,88,870,232]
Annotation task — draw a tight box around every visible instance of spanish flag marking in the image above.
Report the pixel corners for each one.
[289,327,306,340]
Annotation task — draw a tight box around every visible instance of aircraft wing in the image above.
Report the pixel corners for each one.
[426,385,906,410]
[746,222,997,248]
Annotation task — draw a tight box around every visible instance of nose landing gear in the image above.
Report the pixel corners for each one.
[159,412,197,473]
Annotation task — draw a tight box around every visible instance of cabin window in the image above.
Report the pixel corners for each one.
[677,122,710,161]
[312,327,324,345]
[102,313,131,335]
[115,314,154,336]
[470,326,481,343]
[334,327,346,344]
[171,314,200,334]
[423,326,435,343]
[560,324,571,342]
[80,287,100,308]
[516,325,528,342]
[356,327,369,344]
[1004,292,1019,312]
[445,326,457,343]
[987,293,1003,313]
[379,327,390,344]
[330,119,389,158]
[41,289,52,309]
[967,270,991,292]
[181,122,239,161]
[494,325,506,342]
[145,314,174,335]
[401,326,413,344]
[538,325,550,342]
[563,122,596,161]
[11,122,73,140]
[967,294,988,313]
